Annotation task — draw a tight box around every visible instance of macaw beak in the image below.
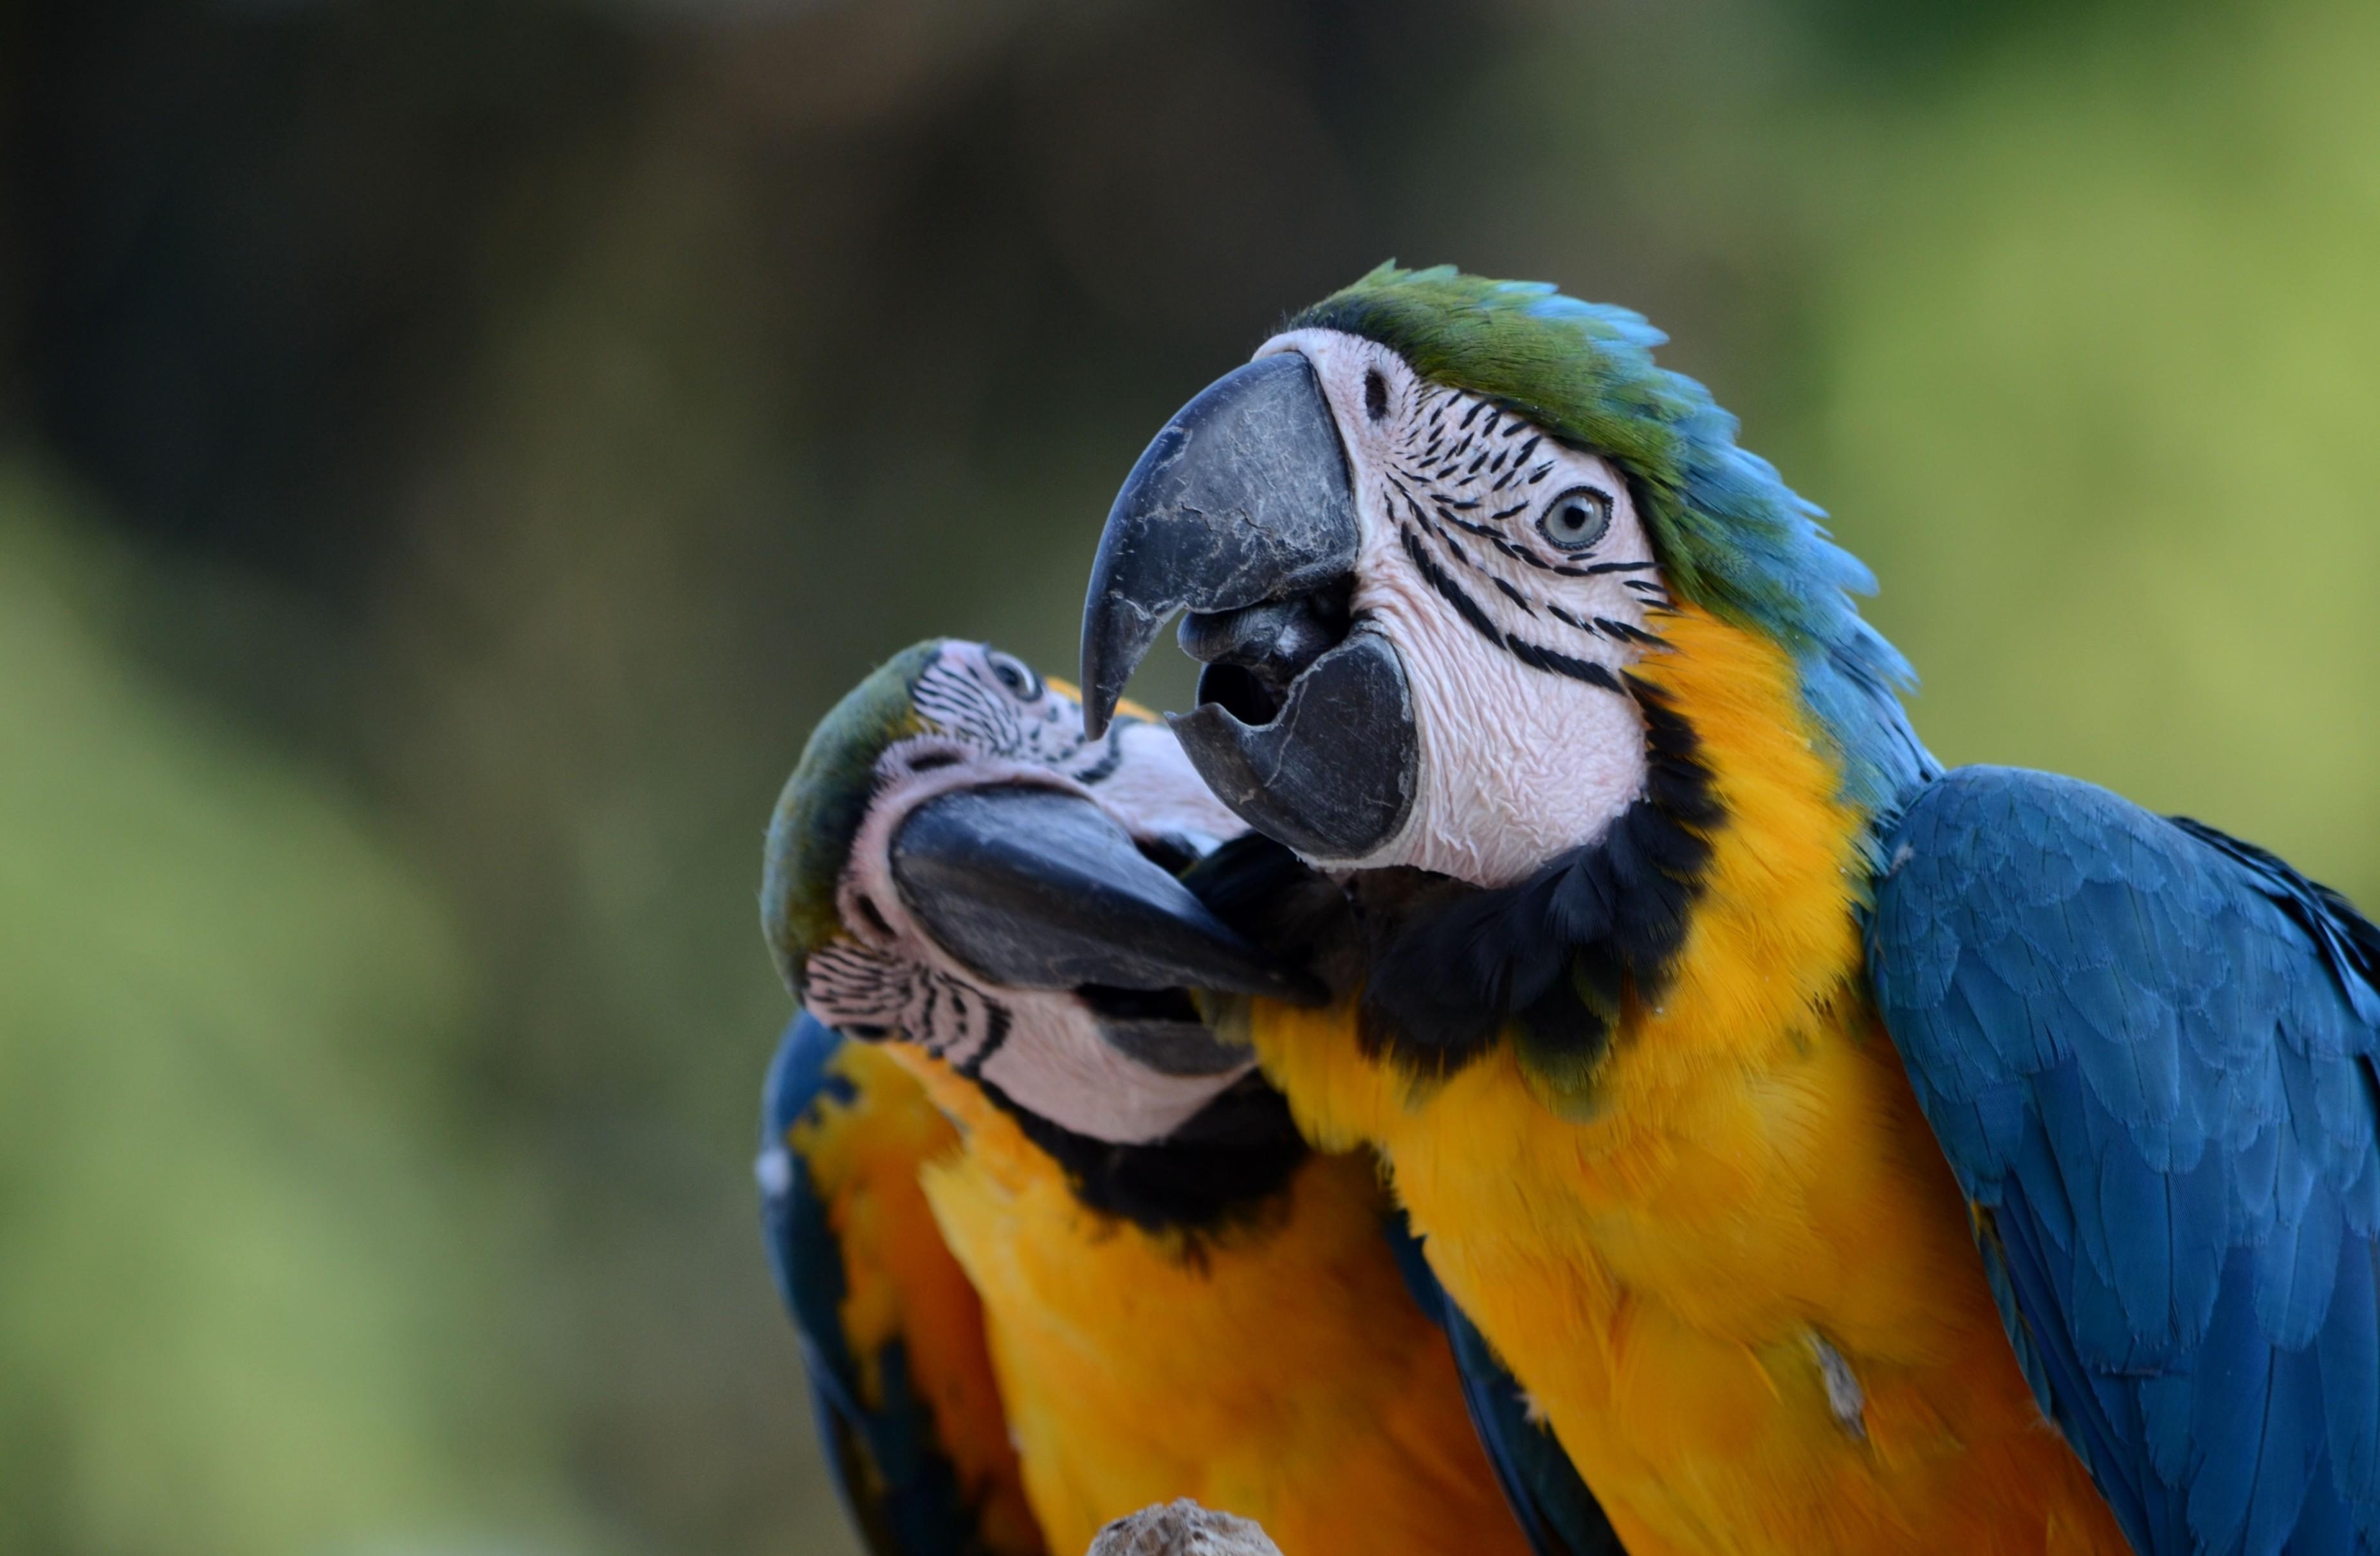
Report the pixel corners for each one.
[890,783,1322,1005]
[1079,351,1418,863]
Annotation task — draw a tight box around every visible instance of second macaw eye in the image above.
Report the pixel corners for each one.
[987,652,1041,700]
[1539,487,1612,553]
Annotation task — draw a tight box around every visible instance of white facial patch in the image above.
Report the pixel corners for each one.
[1257,329,1669,889]
[1090,721,1241,856]
[806,641,1259,1145]
[803,937,1245,1142]
[911,643,1121,782]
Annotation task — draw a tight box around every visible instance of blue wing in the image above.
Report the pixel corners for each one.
[1382,1208,1626,1556]
[1868,766,2380,1556]
[759,1013,1033,1556]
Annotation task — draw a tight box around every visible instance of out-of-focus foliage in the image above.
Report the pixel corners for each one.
[0,1,2373,1553]
[1807,0,2380,894]
[0,466,542,1554]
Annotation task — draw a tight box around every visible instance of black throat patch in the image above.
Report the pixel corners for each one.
[1359,674,1721,1084]
[1183,676,1722,1092]
[973,1070,1310,1238]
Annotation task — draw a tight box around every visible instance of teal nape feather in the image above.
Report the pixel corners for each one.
[762,640,937,988]
[1294,263,1936,831]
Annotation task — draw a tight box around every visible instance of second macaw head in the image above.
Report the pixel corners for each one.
[1081,264,1930,892]
[763,639,1315,1151]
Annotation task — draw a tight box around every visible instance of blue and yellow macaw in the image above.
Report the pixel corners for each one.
[1076,265,2380,1555]
[756,637,1619,1555]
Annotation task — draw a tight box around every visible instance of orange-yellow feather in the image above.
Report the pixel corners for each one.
[882,1043,1533,1556]
[1245,605,2127,1555]
[788,1041,1045,1555]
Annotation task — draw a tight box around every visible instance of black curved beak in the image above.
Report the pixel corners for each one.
[890,785,1322,1003]
[1080,351,1418,863]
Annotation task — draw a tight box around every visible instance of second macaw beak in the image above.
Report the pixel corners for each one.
[890,783,1322,1005]
[1079,351,1419,864]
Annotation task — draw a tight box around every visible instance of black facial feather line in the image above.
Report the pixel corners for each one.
[910,650,1124,783]
[1388,391,1658,661]
[803,938,1018,1074]
[1398,522,1627,691]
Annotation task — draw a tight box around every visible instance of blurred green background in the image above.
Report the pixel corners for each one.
[3,1,2375,1552]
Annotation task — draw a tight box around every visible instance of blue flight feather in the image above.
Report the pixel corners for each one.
[1869,767,2380,1556]
[758,1012,1003,1556]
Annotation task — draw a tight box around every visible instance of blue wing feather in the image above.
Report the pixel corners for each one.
[1381,1207,1625,1556]
[758,1012,1009,1556]
[1869,767,2380,1556]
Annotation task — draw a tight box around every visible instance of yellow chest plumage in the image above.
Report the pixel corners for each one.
[1247,609,2127,1556]
[886,1048,1530,1556]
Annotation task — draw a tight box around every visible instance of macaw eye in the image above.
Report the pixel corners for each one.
[987,651,1041,701]
[1364,369,1389,423]
[1538,487,1612,553]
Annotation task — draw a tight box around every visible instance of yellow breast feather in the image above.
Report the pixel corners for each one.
[886,1045,1532,1556]
[1246,607,2126,1555]
[787,1039,1045,1555]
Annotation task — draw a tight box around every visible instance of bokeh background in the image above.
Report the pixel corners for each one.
[5,1,2377,1552]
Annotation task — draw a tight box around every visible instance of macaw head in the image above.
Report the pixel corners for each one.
[763,638,1315,1151]
[1080,266,1935,1086]
[1082,264,1929,889]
